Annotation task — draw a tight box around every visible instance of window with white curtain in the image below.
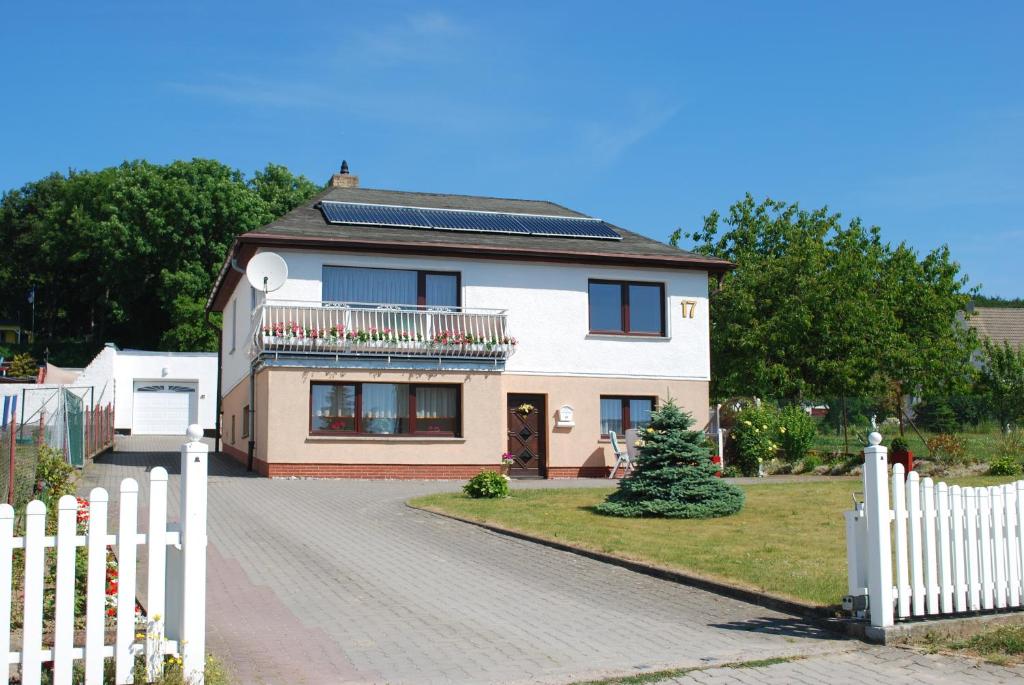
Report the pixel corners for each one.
[600,396,656,437]
[322,266,458,307]
[310,382,461,436]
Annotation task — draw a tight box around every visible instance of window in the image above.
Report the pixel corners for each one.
[600,396,655,437]
[322,266,459,307]
[242,405,250,438]
[310,382,461,436]
[230,415,236,444]
[588,280,665,335]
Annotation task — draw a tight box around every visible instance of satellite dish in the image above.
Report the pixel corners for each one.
[245,252,288,293]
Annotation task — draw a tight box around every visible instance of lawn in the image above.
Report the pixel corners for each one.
[409,476,1021,608]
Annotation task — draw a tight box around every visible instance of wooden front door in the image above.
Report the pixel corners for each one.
[507,394,546,478]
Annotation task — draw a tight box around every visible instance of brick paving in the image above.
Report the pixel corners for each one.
[81,440,1024,684]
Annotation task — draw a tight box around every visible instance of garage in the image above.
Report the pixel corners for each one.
[132,381,198,435]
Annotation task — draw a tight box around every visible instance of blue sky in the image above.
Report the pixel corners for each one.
[2,1,1021,296]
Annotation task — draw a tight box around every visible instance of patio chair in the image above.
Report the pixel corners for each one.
[608,430,634,478]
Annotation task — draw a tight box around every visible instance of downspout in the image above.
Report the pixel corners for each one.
[204,310,223,454]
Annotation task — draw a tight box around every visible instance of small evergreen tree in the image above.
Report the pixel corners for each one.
[596,400,745,519]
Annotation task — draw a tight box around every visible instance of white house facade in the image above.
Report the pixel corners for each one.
[209,169,732,478]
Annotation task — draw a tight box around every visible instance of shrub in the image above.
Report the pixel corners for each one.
[8,353,38,378]
[996,431,1024,460]
[35,445,77,505]
[889,436,910,454]
[988,454,1022,477]
[730,405,780,476]
[926,433,968,465]
[778,406,817,463]
[463,471,510,499]
[597,400,744,518]
[801,454,822,472]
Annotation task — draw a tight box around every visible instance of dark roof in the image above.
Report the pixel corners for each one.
[967,307,1024,350]
[208,186,733,311]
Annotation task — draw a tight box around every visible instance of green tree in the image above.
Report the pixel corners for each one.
[0,160,318,364]
[977,339,1024,431]
[596,400,744,518]
[673,195,976,402]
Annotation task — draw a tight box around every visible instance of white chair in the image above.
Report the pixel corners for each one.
[608,430,634,478]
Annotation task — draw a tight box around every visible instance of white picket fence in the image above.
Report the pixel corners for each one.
[846,433,1024,627]
[1,429,208,684]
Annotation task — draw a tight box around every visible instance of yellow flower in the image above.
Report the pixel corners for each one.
[743,420,752,426]
[646,427,655,434]
[762,424,768,430]
[779,426,787,434]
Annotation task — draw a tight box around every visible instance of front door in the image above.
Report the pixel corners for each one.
[507,394,546,478]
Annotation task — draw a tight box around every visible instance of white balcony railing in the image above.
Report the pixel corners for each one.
[250,300,516,360]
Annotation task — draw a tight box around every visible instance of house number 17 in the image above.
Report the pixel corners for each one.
[682,300,697,319]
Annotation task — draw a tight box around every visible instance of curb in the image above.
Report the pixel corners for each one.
[408,502,853,636]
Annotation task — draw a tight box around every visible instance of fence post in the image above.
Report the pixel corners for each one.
[864,431,894,627]
[180,424,209,682]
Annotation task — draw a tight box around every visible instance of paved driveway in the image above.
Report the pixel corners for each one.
[82,445,1024,684]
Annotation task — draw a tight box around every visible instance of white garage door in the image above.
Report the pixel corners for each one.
[132,382,198,435]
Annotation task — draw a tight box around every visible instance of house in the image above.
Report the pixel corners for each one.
[0,321,30,345]
[207,165,733,478]
[965,306,1024,351]
[5,345,218,438]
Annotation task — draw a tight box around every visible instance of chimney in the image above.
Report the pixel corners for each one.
[328,160,359,188]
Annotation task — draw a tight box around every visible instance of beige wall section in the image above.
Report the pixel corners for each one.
[263,367,506,465]
[221,377,249,455]
[253,366,708,470]
[501,374,708,471]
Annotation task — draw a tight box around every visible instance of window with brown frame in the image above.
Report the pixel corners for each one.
[600,396,656,437]
[310,382,462,436]
[588,279,665,335]
[241,405,250,438]
[322,266,460,307]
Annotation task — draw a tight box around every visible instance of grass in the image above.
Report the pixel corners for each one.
[410,476,1020,607]
[919,623,1024,666]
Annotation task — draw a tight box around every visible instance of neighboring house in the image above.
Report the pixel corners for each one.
[0,321,31,345]
[965,306,1024,351]
[207,166,733,478]
[6,345,217,436]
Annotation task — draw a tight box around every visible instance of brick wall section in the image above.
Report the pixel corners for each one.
[547,466,611,478]
[222,443,610,479]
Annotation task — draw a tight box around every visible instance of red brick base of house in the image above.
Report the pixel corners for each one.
[545,466,612,478]
[221,444,610,479]
[220,445,510,479]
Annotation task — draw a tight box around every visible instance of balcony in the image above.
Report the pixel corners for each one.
[250,300,516,361]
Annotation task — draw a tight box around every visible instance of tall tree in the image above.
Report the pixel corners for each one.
[0,160,319,363]
[976,339,1024,431]
[673,194,976,402]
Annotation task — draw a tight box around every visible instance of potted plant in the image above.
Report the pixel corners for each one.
[500,452,515,475]
[889,436,914,473]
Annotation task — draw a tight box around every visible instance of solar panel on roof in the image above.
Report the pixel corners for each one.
[514,215,621,240]
[319,201,622,240]
[420,208,529,234]
[320,202,430,228]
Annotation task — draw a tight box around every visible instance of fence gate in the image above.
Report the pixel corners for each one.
[1,429,208,684]
[845,433,1024,627]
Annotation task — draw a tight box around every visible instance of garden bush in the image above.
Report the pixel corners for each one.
[730,404,780,475]
[35,445,77,505]
[800,454,823,473]
[463,471,510,499]
[778,406,817,463]
[926,433,968,465]
[988,454,1022,477]
[597,400,744,519]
